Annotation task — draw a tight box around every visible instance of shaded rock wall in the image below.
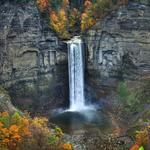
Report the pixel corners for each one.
[0,1,68,111]
[84,2,150,87]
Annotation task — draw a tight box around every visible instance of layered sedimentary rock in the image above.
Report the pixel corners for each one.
[0,1,68,111]
[84,2,150,86]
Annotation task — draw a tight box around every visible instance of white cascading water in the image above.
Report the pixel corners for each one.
[67,37,86,111]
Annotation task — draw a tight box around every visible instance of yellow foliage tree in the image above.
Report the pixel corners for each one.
[61,143,73,150]
[50,8,69,39]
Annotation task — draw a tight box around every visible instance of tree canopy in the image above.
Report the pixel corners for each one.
[37,0,128,38]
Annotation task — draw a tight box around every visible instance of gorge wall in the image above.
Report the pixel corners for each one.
[84,1,150,88]
[0,1,68,112]
[0,0,150,111]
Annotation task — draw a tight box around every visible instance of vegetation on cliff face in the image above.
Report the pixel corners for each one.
[117,81,150,114]
[0,111,73,150]
[37,0,128,38]
[117,82,141,112]
[116,80,150,149]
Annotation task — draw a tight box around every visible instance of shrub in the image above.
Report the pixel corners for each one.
[130,125,150,150]
[118,82,130,103]
[94,0,113,18]
[130,144,140,150]
[117,82,141,112]
[0,111,31,150]
[135,128,149,146]
[0,111,73,150]
[139,79,150,104]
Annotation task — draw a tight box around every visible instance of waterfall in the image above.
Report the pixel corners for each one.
[67,37,86,111]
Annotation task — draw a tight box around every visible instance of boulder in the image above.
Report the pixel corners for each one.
[0,86,16,113]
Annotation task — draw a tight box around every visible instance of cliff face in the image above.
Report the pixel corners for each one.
[84,2,150,86]
[0,1,68,111]
[0,1,150,111]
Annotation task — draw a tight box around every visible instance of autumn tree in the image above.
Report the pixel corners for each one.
[81,0,96,31]
[37,0,49,12]
[0,111,73,150]
[37,0,129,38]
[0,112,31,150]
[50,10,69,38]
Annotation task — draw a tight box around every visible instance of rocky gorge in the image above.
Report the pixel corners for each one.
[0,0,149,110]
[0,0,150,149]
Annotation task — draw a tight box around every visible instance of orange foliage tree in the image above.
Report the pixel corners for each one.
[50,8,69,39]
[37,0,49,12]
[0,112,31,150]
[61,143,73,150]
[37,0,129,37]
[0,111,73,150]
[130,125,150,150]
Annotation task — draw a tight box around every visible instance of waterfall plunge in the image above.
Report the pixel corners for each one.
[67,37,87,111]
